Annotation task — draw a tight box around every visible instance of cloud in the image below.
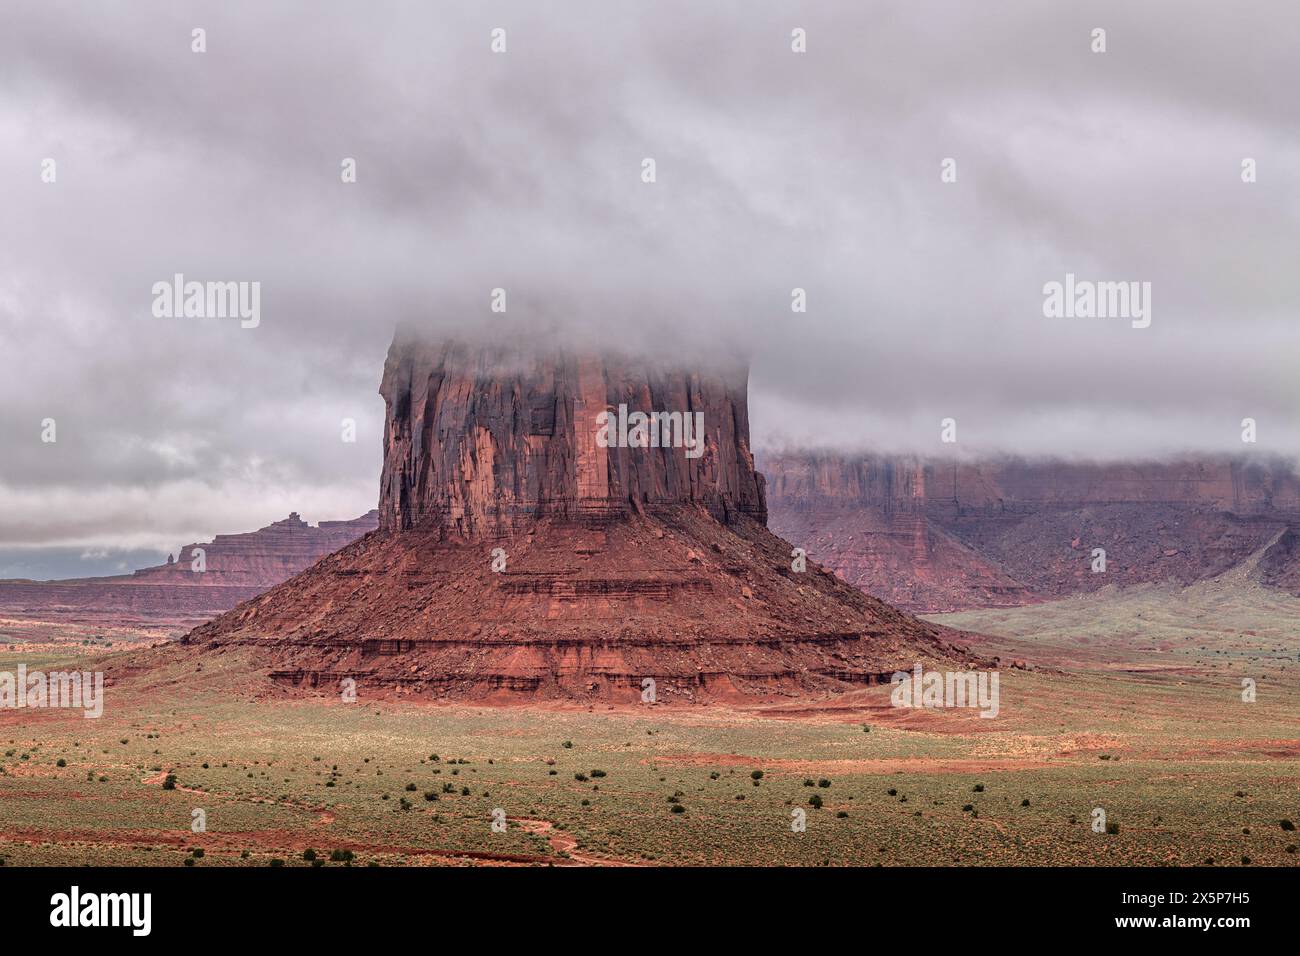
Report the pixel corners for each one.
[1,0,1297,567]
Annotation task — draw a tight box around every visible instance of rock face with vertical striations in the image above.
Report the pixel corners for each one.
[761,451,1300,611]
[181,335,971,702]
[377,337,767,536]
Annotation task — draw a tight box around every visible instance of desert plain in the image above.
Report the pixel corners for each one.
[2,557,1296,868]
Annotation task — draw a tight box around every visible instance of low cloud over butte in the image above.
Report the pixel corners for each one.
[2,0,1298,570]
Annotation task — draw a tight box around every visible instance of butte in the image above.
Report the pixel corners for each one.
[180,331,973,702]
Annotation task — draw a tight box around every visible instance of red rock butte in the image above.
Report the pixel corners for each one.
[183,335,970,701]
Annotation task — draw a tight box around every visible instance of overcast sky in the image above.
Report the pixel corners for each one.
[2,1,1298,576]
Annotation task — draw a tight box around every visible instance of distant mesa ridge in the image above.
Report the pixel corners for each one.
[130,510,380,588]
[0,510,378,627]
[760,453,1300,514]
[761,452,1300,612]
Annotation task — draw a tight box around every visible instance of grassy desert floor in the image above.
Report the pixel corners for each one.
[0,569,1297,866]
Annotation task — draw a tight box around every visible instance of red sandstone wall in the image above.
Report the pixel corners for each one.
[378,336,767,536]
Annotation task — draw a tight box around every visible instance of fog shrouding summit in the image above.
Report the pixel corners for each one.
[2,0,1298,575]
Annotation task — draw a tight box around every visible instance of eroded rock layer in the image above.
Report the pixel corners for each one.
[184,508,969,701]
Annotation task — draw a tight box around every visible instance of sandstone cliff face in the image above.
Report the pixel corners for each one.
[378,338,766,537]
[762,453,1300,514]
[761,452,1300,611]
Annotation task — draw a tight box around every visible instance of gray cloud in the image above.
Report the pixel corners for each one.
[1,0,1298,571]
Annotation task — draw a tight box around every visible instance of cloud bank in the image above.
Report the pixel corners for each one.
[1,0,1297,572]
